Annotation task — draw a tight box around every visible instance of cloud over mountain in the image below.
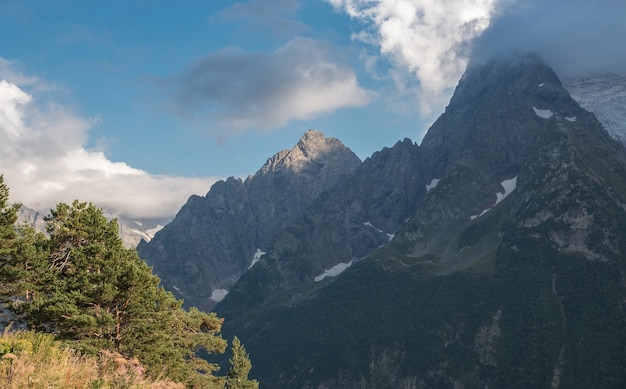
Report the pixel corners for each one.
[471,0,626,76]
[327,0,500,116]
[164,37,373,134]
[328,0,626,119]
[0,59,217,219]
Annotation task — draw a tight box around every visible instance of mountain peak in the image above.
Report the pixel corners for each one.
[420,54,581,180]
[295,129,344,160]
[260,129,358,174]
[299,129,325,144]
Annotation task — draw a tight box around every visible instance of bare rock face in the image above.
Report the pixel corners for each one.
[564,73,626,145]
[246,129,363,246]
[219,137,426,315]
[404,54,626,270]
[17,206,47,232]
[136,130,361,311]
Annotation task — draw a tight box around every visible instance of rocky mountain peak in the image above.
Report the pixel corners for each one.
[260,129,354,174]
[296,129,343,155]
[298,128,326,145]
[421,54,584,182]
[137,129,361,311]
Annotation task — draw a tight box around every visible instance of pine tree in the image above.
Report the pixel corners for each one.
[0,175,27,299]
[225,337,259,389]
[0,179,259,387]
[0,175,20,238]
[2,199,227,386]
[0,175,21,269]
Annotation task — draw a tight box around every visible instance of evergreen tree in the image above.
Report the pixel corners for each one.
[0,175,27,299]
[0,179,259,387]
[0,175,20,240]
[225,337,259,389]
[2,199,227,387]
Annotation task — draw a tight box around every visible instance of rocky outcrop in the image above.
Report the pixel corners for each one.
[137,130,361,310]
[17,206,47,233]
[218,137,425,315]
[564,73,626,144]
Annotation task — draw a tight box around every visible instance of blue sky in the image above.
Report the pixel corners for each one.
[1,0,625,219]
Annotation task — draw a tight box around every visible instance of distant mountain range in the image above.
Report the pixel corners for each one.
[17,205,167,249]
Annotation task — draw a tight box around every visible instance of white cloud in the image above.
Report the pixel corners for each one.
[0,62,217,219]
[471,0,626,77]
[327,0,500,117]
[329,0,626,122]
[165,37,373,134]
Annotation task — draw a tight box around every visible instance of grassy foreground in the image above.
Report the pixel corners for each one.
[0,329,184,389]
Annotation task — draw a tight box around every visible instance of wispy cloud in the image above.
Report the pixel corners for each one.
[217,0,308,38]
[57,25,113,46]
[164,37,373,135]
[327,0,500,117]
[0,59,217,219]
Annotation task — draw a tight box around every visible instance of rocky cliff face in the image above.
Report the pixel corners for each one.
[136,130,361,311]
[214,55,626,388]
[219,136,425,315]
[564,73,626,144]
[397,54,626,271]
[16,206,47,233]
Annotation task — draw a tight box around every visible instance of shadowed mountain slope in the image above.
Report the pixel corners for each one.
[214,55,626,388]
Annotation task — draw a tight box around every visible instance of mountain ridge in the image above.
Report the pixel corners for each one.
[137,129,361,310]
[213,55,626,388]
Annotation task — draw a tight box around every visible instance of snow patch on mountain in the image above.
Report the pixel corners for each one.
[533,107,553,119]
[426,178,441,192]
[314,261,353,282]
[363,221,383,233]
[210,288,229,303]
[471,177,518,220]
[249,249,265,269]
[496,177,517,206]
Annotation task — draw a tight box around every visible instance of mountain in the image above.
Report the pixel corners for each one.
[217,136,424,316]
[16,205,47,233]
[113,214,168,248]
[136,130,361,311]
[213,55,626,388]
[564,73,626,144]
[17,205,167,249]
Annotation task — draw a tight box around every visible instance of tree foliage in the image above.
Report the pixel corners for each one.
[0,175,22,296]
[226,336,259,389]
[0,179,242,387]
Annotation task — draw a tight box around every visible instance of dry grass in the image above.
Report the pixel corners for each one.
[0,329,184,389]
